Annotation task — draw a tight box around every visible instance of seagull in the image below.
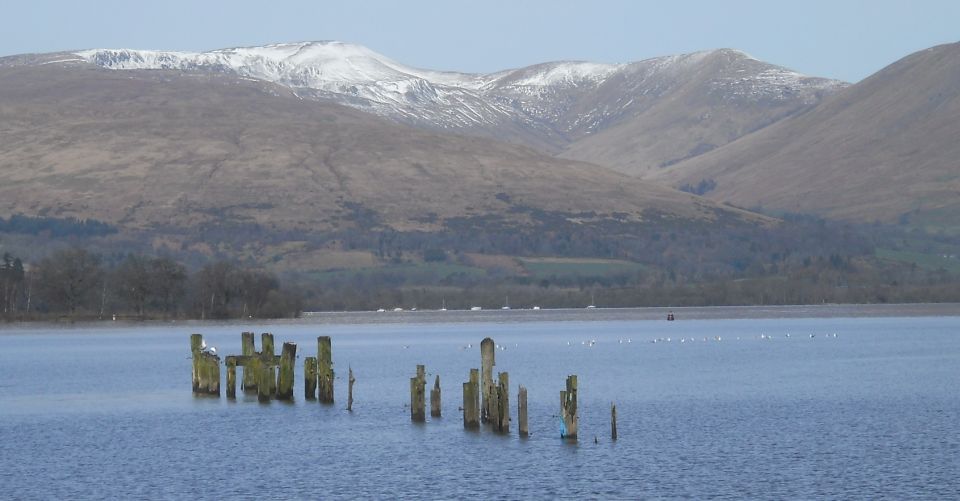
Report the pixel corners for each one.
[200,339,207,350]
[208,346,217,355]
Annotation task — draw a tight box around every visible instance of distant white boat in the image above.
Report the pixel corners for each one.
[501,296,510,310]
[532,306,541,310]
[587,292,596,308]
[376,308,386,312]
[393,307,403,312]
[470,306,482,311]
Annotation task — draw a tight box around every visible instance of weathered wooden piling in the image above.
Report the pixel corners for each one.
[463,368,480,428]
[190,334,221,396]
[241,331,256,392]
[226,356,237,399]
[480,337,495,423]
[410,364,426,422]
[317,336,334,403]
[430,375,441,418]
[261,333,277,398]
[304,357,318,400]
[611,402,618,441]
[276,342,297,400]
[518,385,528,437]
[347,367,356,412]
[560,375,578,439]
[494,372,510,432]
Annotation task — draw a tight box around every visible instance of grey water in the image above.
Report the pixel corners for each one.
[1,305,959,499]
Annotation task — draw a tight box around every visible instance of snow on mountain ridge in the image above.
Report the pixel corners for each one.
[75,42,845,135]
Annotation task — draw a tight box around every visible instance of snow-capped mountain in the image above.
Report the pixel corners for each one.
[76,41,847,171]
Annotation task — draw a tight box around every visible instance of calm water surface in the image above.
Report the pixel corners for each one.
[1,305,959,499]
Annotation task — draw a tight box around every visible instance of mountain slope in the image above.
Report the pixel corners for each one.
[0,56,764,239]
[76,42,844,170]
[653,42,960,230]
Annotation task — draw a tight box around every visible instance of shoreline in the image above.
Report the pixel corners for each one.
[2,302,958,332]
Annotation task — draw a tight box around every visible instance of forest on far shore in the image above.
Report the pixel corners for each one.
[1,211,959,320]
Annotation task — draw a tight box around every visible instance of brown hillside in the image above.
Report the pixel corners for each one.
[654,42,960,230]
[0,56,763,237]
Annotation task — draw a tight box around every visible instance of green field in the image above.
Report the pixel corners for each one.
[518,257,645,278]
[306,262,487,282]
[876,248,960,273]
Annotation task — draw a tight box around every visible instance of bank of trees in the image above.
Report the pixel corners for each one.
[0,248,302,320]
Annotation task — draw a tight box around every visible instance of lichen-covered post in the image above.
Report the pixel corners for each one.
[304,357,318,400]
[518,385,528,437]
[430,375,441,418]
[463,368,479,428]
[495,372,509,432]
[191,334,203,392]
[276,342,297,400]
[253,333,277,403]
[480,337,495,424]
[611,402,618,441]
[191,334,220,396]
[410,364,426,422]
[317,336,334,403]
[226,356,237,399]
[241,332,257,392]
[347,367,356,411]
[560,375,578,440]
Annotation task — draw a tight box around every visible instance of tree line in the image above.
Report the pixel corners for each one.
[0,248,302,320]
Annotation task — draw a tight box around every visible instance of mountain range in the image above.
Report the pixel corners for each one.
[1,40,957,260]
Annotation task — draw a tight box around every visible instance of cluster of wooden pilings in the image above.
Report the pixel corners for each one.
[191,333,342,405]
[191,332,617,442]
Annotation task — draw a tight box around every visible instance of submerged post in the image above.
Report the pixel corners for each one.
[611,402,618,441]
[495,372,509,432]
[463,368,479,428]
[480,337,495,424]
[317,336,334,403]
[347,367,356,412]
[518,385,528,437]
[304,357,318,400]
[276,342,297,400]
[241,332,256,392]
[560,375,578,440]
[226,356,237,399]
[410,364,426,422]
[430,375,441,418]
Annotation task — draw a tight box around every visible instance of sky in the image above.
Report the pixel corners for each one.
[3,0,958,83]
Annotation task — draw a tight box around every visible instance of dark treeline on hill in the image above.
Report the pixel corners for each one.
[0,214,117,238]
[0,249,302,320]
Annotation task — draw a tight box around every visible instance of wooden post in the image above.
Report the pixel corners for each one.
[480,337,495,424]
[241,332,256,392]
[304,357,318,400]
[518,385,528,437]
[410,365,425,422]
[347,367,355,411]
[495,372,509,432]
[191,334,220,396]
[463,368,479,428]
[276,342,297,400]
[611,402,618,441]
[226,356,237,399]
[430,375,441,418]
[317,336,334,403]
[253,333,276,403]
[190,334,202,392]
[560,375,578,439]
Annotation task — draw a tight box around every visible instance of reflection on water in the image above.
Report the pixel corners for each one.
[1,307,958,498]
